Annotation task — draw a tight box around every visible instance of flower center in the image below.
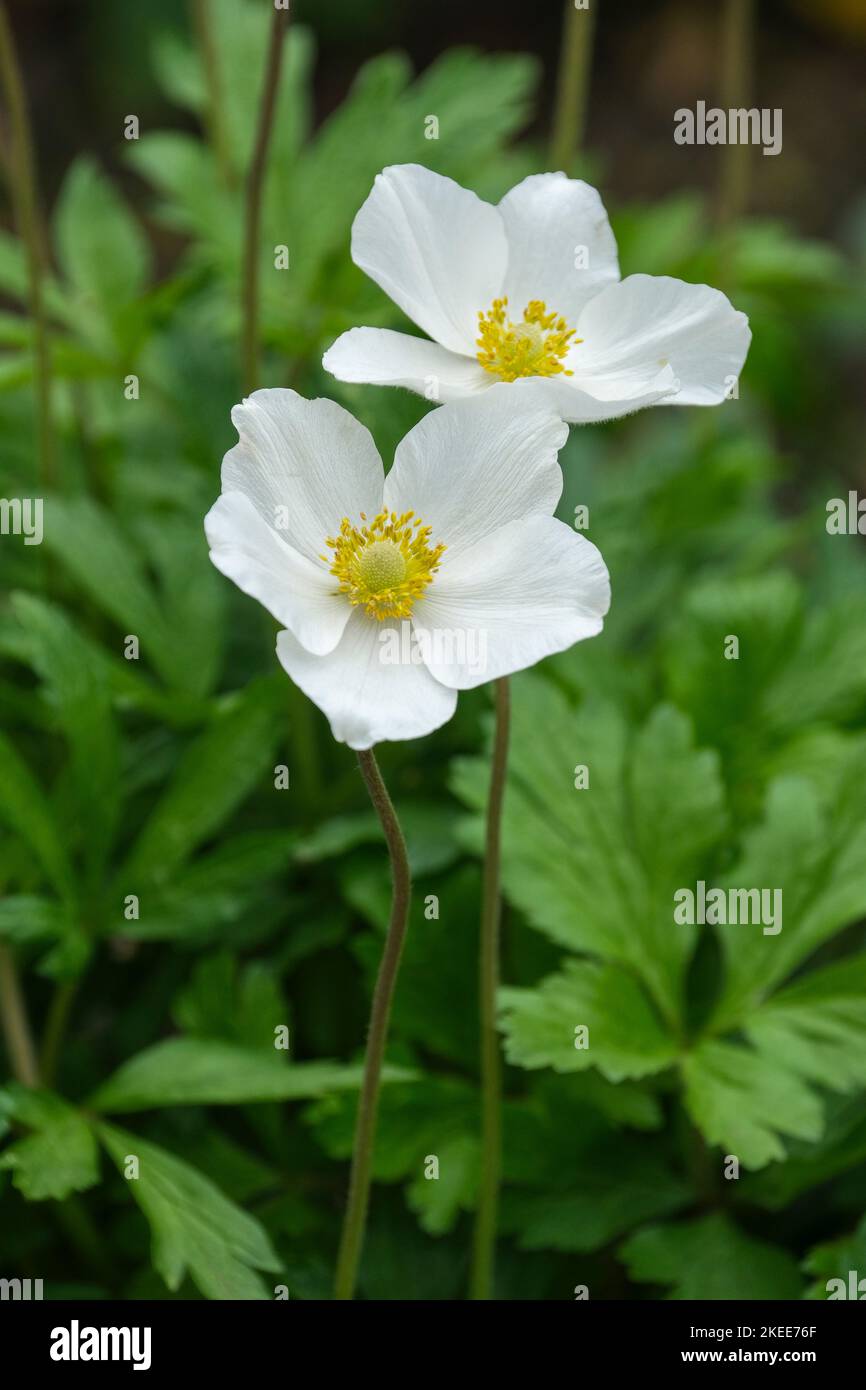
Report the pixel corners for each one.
[324,509,446,620]
[476,297,580,381]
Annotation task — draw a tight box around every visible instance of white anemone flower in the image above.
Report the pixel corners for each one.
[322,164,751,423]
[204,386,610,750]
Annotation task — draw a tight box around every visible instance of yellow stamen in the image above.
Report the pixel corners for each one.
[326,508,445,620]
[476,296,580,381]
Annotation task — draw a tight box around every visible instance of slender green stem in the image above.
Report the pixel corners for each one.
[0,943,40,1087]
[189,0,235,190]
[717,0,754,228]
[549,0,597,173]
[241,0,289,394]
[40,977,79,1089]
[334,748,412,1301]
[470,676,511,1301]
[0,1,54,485]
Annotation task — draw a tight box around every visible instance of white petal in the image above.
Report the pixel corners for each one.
[276,612,457,751]
[573,274,752,407]
[513,370,678,425]
[323,327,490,401]
[351,164,507,355]
[384,385,567,558]
[222,389,384,562]
[498,173,620,323]
[205,491,349,656]
[412,516,610,689]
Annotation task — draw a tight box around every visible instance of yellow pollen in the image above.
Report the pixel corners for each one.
[325,508,446,620]
[476,296,580,381]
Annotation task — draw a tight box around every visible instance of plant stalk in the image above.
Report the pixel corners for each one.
[189,0,235,190]
[0,1,54,485]
[470,675,511,1300]
[717,0,754,227]
[549,0,597,173]
[241,0,289,394]
[0,943,40,1087]
[334,748,412,1300]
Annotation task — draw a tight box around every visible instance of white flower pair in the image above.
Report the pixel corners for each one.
[206,168,751,747]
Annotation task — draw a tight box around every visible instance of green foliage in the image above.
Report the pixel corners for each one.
[99,1122,280,1299]
[620,1213,803,1300]
[1,0,865,1303]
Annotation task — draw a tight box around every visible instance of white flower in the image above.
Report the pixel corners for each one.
[322,164,751,424]
[204,386,610,750]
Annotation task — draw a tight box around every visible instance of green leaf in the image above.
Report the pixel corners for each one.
[804,1215,866,1299]
[0,731,75,903]
[406,1134,479,1237]
[453,677,726,1026]
[308,1077,477,1183]
[620,1212,803,1299]
[713,764,866,1026]
[500,960,678,1081]
[505,1147,689,1253]
[0,895,70,946]
[53,157,150,328]
[0,1087,99,1200]
[88,1037,408,1111]
[120,682,280,886]
[10,594,121,882]
[745,953,866,1092]
[41,496,178,686]
[683,1038,824,1169]
[98,1122,279,1299]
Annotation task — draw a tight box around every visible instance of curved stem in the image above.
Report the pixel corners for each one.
[549,0,597,174]
[241,0,289,394]
[334,748,412,1301]
[0,1,54,485]
[0,943,40,1087]
[470,676,511,1300]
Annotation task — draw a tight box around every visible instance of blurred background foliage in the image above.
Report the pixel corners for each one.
[0,0,865,1299]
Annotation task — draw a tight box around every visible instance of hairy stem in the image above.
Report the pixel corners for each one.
[470,675,511,1300]
[549,0,597,173]
[241,0,289,394]
[0,1,54,485]
[0,943,40,1087]
[334,748,412,1300]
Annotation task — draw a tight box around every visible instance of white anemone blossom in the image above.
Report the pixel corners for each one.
[323,164,751,423]
[204,386,610,750]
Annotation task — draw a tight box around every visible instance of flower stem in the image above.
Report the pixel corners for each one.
[0,942,40,1087]
[241,0,289,395]
[717,0,754,227]
[334,748,412,1301]
[549,0,597,174]
[40,976,79,1089]
[189,0,236,191]
[470,675,511,1301]
[0,1,54,486]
